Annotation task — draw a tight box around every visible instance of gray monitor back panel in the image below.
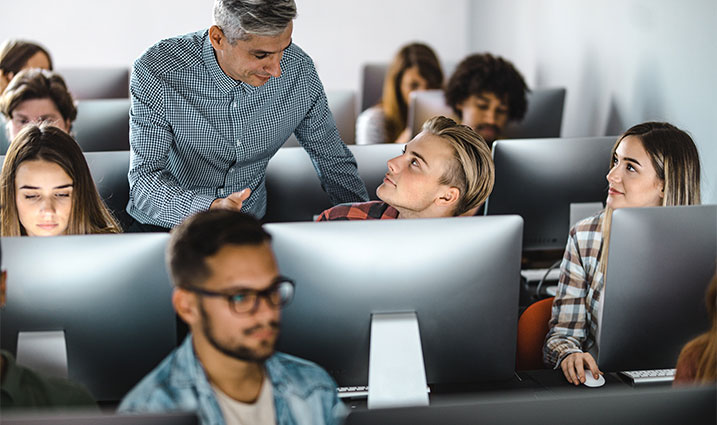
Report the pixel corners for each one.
[408,88,566,139]
[266,216,523,387]
[1,412,199,425]
[263,144,401,222]
[485,136,616,251]
[598,205,717,371]
[345,386,716,425]
[73,99,130,152]
[0,233,176,402]
[56,67,130,100]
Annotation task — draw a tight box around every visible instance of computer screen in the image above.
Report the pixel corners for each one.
[344,385,716,425]
[263,143,402,222]
[0,233,176,402]
[485,136,616,252]
[265,216,523,390]
[73,99,130,152]
[55,67,130,100]
[1,412,199,425]
[282,89,356,147]
[407,88,566,139]
[598,205,717,372]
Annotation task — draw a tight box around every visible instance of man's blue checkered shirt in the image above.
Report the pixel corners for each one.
[127,30,368,228]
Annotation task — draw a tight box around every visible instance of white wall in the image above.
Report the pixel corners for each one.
[469,0,717,203]
[0,0,470,94]
[1,0,714,201]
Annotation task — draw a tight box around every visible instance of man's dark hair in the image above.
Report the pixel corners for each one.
[167,210,272,289]
[445,53,529,122]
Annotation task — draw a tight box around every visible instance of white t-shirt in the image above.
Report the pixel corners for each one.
[212,376,276,425]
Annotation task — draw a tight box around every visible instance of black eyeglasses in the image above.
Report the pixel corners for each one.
[183,277,295,314]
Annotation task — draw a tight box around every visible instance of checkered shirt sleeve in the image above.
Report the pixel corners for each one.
[316,201,399,221]
[543,212,605,367]
[127,31,368,228]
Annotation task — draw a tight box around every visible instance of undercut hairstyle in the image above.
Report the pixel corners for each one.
[422,116,495,216]
[445,53,528,122]
[381,43,444,142]
[0,69,77,124]
[0,125,121,236]
[213,0,297,43]
[168,210,272,289]
[0,39,53,78]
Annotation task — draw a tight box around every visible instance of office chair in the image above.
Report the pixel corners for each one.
[515,296,554,371]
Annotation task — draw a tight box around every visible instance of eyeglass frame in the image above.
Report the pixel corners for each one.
[181,276,295,314]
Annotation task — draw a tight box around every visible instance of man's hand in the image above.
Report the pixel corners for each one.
[560,352,602,385]
[210,188,251,212]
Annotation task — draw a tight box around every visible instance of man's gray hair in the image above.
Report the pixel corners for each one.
[213,0,297,43]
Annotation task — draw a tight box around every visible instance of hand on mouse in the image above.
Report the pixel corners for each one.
[560,352,602,385]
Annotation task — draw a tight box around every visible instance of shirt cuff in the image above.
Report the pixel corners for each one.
[190,193,216,214]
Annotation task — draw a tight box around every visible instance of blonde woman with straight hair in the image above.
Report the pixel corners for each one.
[543,121,702,385]
[1,125,121,236]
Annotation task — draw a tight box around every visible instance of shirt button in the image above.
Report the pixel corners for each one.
[233,102,238,108]
[236,140,241,146]
[229,168,234,173]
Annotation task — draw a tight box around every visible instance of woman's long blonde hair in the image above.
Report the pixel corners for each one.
[598,122,701,277]
[1,125,121,236]
[678,272,717,383]
[380,43,443,142]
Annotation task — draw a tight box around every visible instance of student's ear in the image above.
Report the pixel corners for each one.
[208,25,227,50]
[436,187,460,208]
[173,288,200,326]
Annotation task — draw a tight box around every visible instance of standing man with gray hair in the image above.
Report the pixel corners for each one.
[126,0,369,231]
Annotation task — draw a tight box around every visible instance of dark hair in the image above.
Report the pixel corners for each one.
[381,43,444,142]
[0,69,77,124]
[0,125,120,236]
[445,53,528,122]
[168,210,272,289]
[0,39,53,78]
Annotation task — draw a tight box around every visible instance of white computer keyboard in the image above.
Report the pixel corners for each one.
[619,368,676,384]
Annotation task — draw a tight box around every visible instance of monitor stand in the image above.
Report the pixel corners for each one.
[16,330,69,379]
[367,312,429,409]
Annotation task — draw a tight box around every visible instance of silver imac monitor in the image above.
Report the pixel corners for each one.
[55,67,130,100]
[263,143,402,222]
[598,205,717,372]
[345,386,716,425]
[408,88,566,139]
[73,98,130,152]
[485,136,616,252]
[265,216,523,404]
[1,412,199,425]
[0,233,176,402]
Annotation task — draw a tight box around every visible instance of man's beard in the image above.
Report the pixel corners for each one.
[199,302,279,363]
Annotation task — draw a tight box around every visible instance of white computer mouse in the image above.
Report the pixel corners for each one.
[582,372,606,388]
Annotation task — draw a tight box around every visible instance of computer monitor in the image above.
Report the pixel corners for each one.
[0,151,130,228]
[282,89,356,147]
[344,385,716,424]
[485,136,616,252]
[265,216,523,400]
[73,99,130,152]
[55,67,130,100]
[263,143,402,222]
[0,233,176,402]
[83,150,130,225]
[598,205,717,372]
[407,88,566,139]
[1,412,199,425]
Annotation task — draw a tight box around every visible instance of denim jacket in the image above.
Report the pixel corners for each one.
[118,335,345,425]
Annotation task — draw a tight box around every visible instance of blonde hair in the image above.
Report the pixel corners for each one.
[381,43,443,143]
[677,272,717,384]
[1,125,121,236]
[598,122,701,277]
[422,116,494,216]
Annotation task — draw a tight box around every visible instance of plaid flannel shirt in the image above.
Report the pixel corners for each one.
[127,30,368,228]
[316,201,399,221]
[543,212,605,367]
